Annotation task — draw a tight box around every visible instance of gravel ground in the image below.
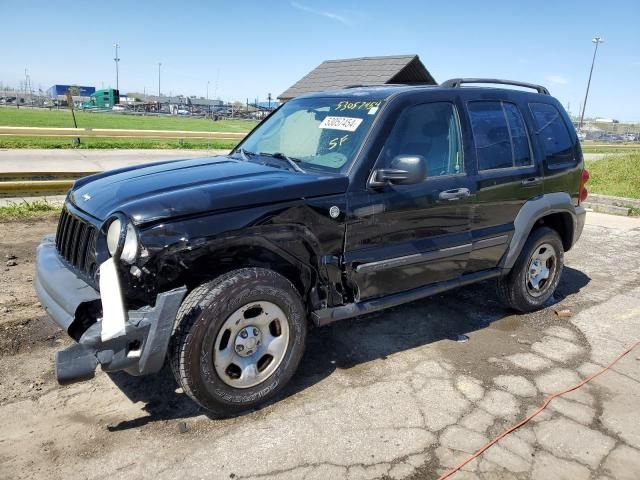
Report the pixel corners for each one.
[0,212,639,480]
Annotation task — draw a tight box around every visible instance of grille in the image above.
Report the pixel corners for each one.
[55,207,99,278]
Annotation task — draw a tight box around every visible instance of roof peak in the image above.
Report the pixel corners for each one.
[278,54,435,101]
[322,54,417,64]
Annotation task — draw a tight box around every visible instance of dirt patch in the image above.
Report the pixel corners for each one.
[0,217,58,332]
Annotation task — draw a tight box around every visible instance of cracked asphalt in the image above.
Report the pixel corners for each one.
[1,212,639,480]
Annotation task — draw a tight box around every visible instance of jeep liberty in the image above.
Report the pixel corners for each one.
[35,78,588,415]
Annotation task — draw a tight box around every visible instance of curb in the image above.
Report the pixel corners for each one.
[0,180,73,197]
[583,194,640,217]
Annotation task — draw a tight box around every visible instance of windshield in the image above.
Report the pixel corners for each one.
[236,97,384,173]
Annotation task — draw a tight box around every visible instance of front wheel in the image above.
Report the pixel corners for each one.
[169,268,307,416]
[497,226,564,313]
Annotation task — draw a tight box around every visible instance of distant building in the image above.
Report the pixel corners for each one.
[278,54,436,102]
[594,118,619,124]
[147,96,223,108]
[47,85,95,97]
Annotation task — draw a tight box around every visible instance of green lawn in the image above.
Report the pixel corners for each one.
[0,199,61,220]
[0,136,238,150]
[0,107,256,133]
[582,145,640,154]
[586,152,640,199]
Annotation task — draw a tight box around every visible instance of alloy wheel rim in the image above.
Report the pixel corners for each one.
[526,242,557,297]
[213,300,290,389]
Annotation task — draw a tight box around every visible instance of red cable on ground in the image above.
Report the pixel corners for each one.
[437,339,640,480]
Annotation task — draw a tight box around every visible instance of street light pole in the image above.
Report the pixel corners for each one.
[113,43,120,92]
[206,80,210,116]
[158,62,162,105]
[579,36,603,131]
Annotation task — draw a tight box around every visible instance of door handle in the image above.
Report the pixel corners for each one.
[521,177,542,186]
[438,188,470,201]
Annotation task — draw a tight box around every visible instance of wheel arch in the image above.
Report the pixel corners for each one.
[500,193,577,271]
[152,230,323,309]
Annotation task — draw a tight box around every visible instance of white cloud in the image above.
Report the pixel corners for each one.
[290,1,351,25]
[546,75,568,85]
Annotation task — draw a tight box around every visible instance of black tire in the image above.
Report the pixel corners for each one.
[169,267,307,416]
[497,226,564,313]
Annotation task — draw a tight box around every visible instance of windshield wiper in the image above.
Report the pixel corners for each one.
[234,147,255,161]
[259,152,305,173]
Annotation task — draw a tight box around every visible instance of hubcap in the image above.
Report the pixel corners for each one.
[526,242,557,297]
[214,301,290,389]
[234,326,262,357]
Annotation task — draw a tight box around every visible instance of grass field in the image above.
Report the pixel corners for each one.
[586,152,640,199]
[0,136,238,150]
[581,144,640,154]
[0,199,61,220]
[0,107,253,149]
[0,107,257,132]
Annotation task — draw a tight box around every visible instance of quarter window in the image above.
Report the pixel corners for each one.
[529,102,575,167]
[379,102,463,178]
[468,101,533,170]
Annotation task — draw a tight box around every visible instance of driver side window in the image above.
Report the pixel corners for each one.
[379,102,463,179]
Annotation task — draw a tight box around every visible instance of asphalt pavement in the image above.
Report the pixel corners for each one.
[0,148,230,173]
[1,212,639,479]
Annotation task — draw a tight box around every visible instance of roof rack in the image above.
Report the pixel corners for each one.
[441,78,550,95]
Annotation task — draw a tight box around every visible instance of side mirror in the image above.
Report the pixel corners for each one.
[369,155,427,187]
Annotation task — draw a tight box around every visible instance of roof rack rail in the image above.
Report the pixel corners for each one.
[441,78,550,95]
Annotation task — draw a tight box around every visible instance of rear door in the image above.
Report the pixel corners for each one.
[462,97,545,272]
[344,97,475,301]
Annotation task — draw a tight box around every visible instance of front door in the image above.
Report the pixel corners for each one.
[344,100,474,301]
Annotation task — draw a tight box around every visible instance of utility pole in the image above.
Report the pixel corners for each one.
[113,42,120,92]
[158,62,162,101]
[579,36,604,131]
[206,80,210,116]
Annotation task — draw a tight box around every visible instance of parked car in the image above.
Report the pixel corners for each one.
[35,78,588,416]
[112,104,130,112]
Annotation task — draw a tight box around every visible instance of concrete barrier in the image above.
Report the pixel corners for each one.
[583,194,640,216]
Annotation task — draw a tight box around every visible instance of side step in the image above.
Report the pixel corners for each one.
[311,269,502,327]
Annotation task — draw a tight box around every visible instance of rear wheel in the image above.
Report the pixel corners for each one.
[497,226,564,312]
[169,268,306,416]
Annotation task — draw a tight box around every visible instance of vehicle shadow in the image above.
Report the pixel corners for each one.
[106,266,590,430]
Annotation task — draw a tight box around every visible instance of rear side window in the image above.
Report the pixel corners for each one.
[468,101,532,170]
[529,103,575,167]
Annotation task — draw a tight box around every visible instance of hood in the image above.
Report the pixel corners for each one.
[69,156,349,224]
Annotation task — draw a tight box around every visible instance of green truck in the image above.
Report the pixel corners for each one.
[81,89,120,109]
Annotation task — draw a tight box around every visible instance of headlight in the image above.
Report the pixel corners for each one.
[106,217,139,264]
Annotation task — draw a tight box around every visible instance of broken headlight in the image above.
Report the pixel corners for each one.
[106,216,139,264]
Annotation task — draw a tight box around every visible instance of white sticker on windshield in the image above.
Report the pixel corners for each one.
[368,107,379,115]
[319,116,363,132]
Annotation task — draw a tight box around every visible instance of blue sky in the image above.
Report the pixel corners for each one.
[1,0,639,120]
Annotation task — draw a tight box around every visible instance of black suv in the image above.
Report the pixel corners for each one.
[35,78,588,415]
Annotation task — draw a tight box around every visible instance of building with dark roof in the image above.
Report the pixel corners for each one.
[278,54,436,102]
[47,85,95,97]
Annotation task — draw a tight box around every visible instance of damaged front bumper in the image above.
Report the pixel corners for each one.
[34,235,186,385]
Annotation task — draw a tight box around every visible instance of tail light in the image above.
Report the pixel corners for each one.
[579,169,590,204]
